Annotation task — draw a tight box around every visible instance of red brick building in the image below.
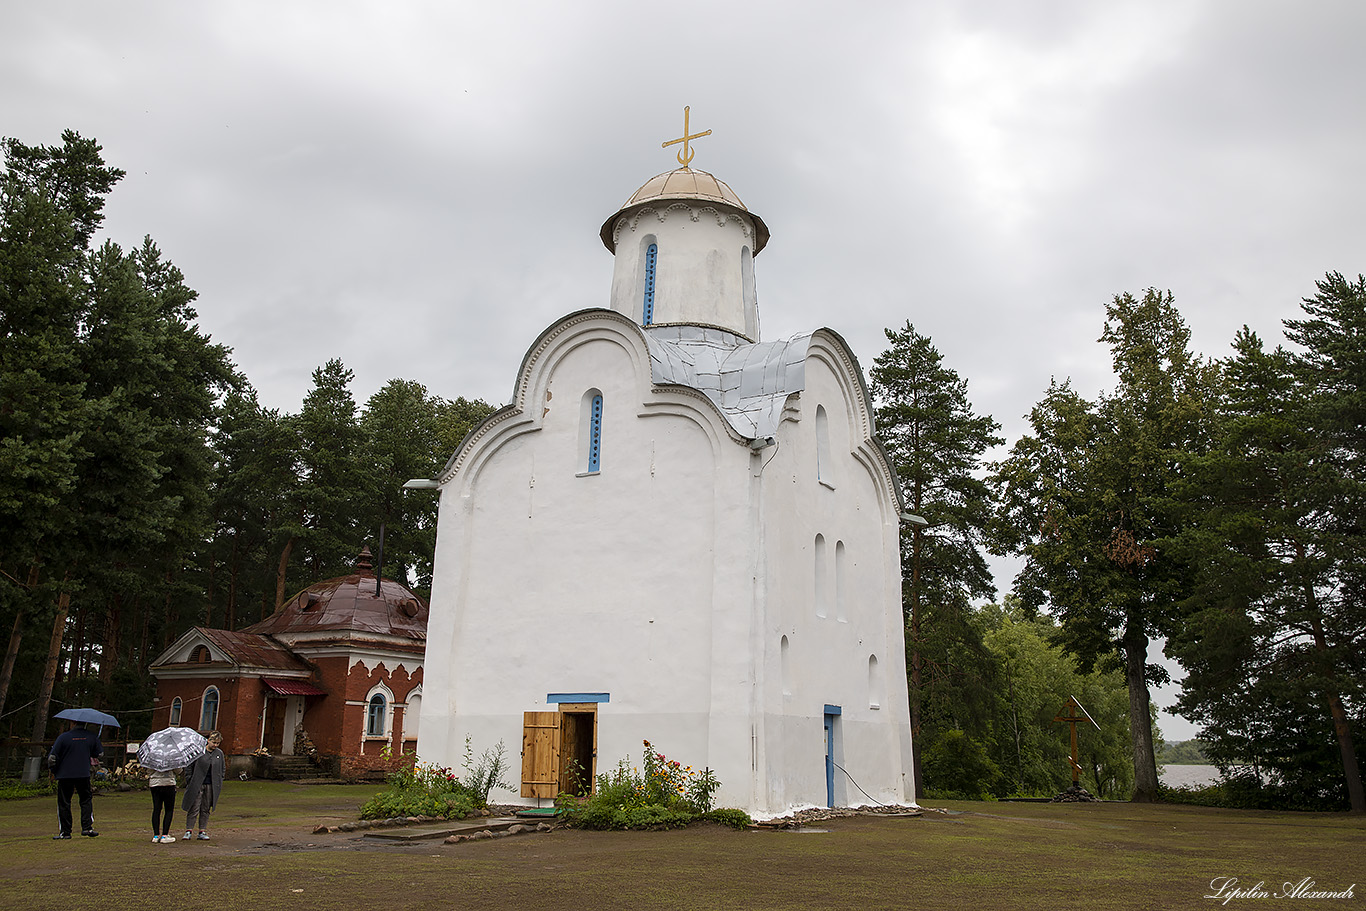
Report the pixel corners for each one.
[148,549,426,778]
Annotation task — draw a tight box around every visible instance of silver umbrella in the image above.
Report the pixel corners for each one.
[136,727,207,772]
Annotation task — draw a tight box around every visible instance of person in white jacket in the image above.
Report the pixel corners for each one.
[148,764,179,843]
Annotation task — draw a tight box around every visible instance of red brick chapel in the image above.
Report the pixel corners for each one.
[148,548,426,778]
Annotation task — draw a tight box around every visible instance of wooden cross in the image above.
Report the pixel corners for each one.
[661,106,712,168]
[1053,696,1099,786]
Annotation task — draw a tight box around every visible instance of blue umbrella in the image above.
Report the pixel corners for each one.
[54,707,120,728]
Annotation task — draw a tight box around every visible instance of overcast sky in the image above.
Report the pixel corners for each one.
[7,1,1365,740]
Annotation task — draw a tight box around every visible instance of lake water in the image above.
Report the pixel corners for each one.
[1161,764,1220,788]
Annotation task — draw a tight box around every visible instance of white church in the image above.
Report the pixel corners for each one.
[418,117,916,816]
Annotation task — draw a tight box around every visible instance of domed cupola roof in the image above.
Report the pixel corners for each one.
[241,547,427,644]
[599,167,770,255]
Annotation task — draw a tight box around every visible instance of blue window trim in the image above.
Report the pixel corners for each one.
[547,693,610,704]
[642,243,657,325]
[823,704,842,716]
[587,394,603,472]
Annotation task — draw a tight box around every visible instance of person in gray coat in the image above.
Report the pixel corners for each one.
[182,732,225,840]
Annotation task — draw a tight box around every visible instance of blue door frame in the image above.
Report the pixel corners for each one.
[823,705,841,808]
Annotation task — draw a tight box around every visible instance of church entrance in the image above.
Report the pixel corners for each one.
[559,707,596,795]
[519,702,599,800]
[824,705,843,808]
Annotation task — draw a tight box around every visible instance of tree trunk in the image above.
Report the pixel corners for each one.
[100,595,120,687]
[275,535,297,611]
[1123,621,1159,802]
[907,528,924,799]
[0,608,24,724]
[1295,544,1365,813]
[1308,616,1365,813]
[226,529,239,630]
[30,587,71,753]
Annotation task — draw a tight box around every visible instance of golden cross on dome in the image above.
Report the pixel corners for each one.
[661,106,711,168]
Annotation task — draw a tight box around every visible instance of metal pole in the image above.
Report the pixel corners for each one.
[375,522,385,597]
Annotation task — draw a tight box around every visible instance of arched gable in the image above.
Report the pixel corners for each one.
[806,329,905,523]
[437,309,737,493]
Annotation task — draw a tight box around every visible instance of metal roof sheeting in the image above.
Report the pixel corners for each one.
[644,324,810,439]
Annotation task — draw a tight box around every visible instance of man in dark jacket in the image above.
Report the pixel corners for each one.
[48,721,103,838]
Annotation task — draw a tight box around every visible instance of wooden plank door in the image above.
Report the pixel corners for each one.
[263,698,287,753]
[521,711,561,799]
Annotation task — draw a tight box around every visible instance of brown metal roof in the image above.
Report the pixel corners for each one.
[196,628,312,672]
[263,677,328,696]
[241,549,428,643]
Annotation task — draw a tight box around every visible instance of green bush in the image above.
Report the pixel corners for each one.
[359,757,475,820]
[0,779,56,801]
[700,807,753,829]
[922,730,1003,800]
[557,740,727,831]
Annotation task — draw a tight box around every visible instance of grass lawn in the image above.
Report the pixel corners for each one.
[0,782,1359,910]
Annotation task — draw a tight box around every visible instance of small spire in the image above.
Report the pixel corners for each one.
[355,546,374,576]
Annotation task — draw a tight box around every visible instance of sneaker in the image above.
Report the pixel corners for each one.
[81,830,99,837]
[184,830,193,840]
[160,835,176,843]
[197,832,210,840]
[53,833,71,840]
[152,835,162,843]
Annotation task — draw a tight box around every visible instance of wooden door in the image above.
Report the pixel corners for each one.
[520,712,561,799]
[263,698,287,753]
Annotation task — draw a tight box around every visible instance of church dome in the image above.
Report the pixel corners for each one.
[599,167,769,255]
[241,547,427,644]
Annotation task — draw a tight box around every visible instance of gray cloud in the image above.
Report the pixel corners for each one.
[7,0,1365,738]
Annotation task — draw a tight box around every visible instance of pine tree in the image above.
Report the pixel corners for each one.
[870,321,1002,798]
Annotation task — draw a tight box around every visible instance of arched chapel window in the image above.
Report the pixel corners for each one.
[642,242,658,326]
[814,534,828,619]
[835,540,847,621]
[169,697,182,726]
[816,405,832,486]
[366,693,387,737]
[580,390,604,474]
[404,691,422,742]
[200,687,219,732]
[868,654,883,710]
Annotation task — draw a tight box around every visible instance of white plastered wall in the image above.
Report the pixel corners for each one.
[607,207,759,339]
[420,315,913,815]
[754,334,915,814]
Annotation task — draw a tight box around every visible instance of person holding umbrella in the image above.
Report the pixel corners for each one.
[137,726,207,844]
[182,731,224,841]
[48,713,110,839]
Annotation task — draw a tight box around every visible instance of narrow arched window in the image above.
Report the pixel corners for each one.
[642,242,658,326]
[868,654,883,709]
[815,405,832,485]
[780,635,791,696]
[814,534,828,619]
[200,687,219,732]
[404,692,421,742]
[580,389,604,474]
[169,697,183,726]
[367,693,387,737]
[835,540,848,621]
